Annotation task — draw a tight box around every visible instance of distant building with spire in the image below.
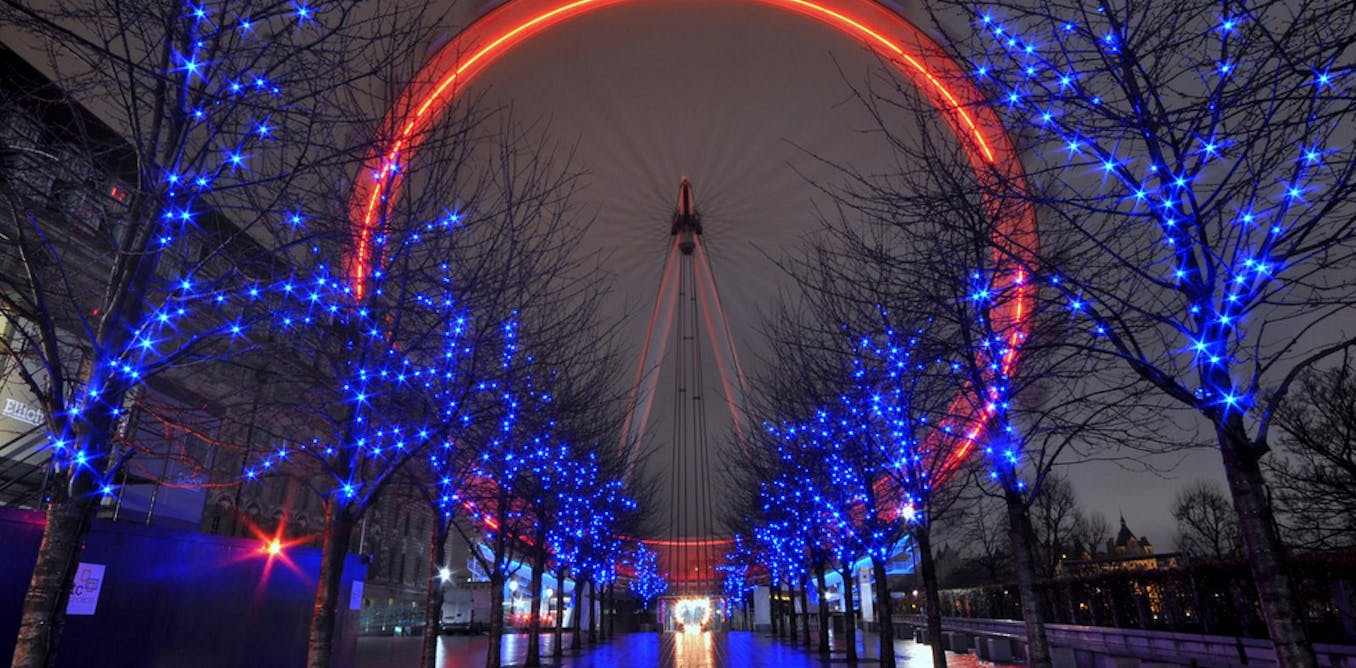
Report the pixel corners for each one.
[1058,515,1179,578]
[1109,514,1155,557]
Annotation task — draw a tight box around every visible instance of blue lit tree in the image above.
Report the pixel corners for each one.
[751,403,875,660]
[752,502,806,639]
[737,390,814,639]
[754,294,958,666]
[546,455,633,657]
[511,313,625,667]
[802,511,838,656]
[811,413,881,662]
[806,65,1183,665]
[923,0,1356,663]
[446,286,623,668]
[233,100,597,667]
[453,347,561,668]
[550,383,640,653]
[628,542,667,614]
[740,300,861,655]
[717,534,758,628]
[391,125,604,668]
[405,310,510,668]
[584,540,623,641]
[841,315,977,668]
[517,438,585,666]
[0,2,444,665]
[519,441,566,667]
[548,452,633,648]
[408,446,479,668]
[244,201,477,668]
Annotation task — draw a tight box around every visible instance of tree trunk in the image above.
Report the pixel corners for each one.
[786,581,800,641]
[606,582,616,638]
[487,569,506,668]
[10,490,96,668]
[598,584,607,639]
[840,566,858,662]
[307,500,356,668]
[799,584,811,645]
[1219,421,1317,668]
[525,549,546,667]
[916,529,946,668]
[781,582,791,634]
[769,583,779,636]
[873,556,897,668]
[571,577,585,651]
[816,562,831,655]
[599,583,608,639]
[552,566,566,658]
[420,525,448,668]
[588,581,599,643]
[1004,486,1052,668]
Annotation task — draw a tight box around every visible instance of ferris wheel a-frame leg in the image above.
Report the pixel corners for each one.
[619,236,682,475]
[620,178,752,475]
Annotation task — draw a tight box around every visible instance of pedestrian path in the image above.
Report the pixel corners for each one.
[357,630,1020,667]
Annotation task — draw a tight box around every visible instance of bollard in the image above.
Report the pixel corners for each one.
[1051,646,1077,668]
[976,636,992,661]
[986,637,1014,663]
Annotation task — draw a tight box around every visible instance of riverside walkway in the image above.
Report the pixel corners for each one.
[356,629,1014,667]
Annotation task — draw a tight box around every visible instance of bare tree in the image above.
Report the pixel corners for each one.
[921,0,1356,663]
[741,299,865,658]
[369,112,620,668]
[789,260,977,668]
[0,2,451,665]
[1030,474,1081,577]
[444,274,632,668]
[1029,473,1111,573]
[1172,479,1242,560]
[1072,511,1112,559]
[948,484,1015,583]
[1267,358,1356,550]
[801,71,1166,667]
[198,97,603,667]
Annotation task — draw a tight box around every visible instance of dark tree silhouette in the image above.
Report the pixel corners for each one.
[1172,479,1242,560]
[1267,359,1356,550]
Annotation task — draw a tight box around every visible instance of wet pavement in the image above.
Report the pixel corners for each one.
[356,630,1022,667]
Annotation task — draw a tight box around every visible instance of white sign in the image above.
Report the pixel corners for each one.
[66,563,105,615]
[858,565,874,623]
[3,397,44,427]
[349,581,364,610]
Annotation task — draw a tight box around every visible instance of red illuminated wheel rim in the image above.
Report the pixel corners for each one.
[350,0,1036,546]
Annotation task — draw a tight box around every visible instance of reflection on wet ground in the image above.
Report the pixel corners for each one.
[356,630,1023,667]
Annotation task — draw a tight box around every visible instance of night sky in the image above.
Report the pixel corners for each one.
[453,0,1227,546]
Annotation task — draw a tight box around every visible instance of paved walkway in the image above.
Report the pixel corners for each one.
[356,630,1018,667]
